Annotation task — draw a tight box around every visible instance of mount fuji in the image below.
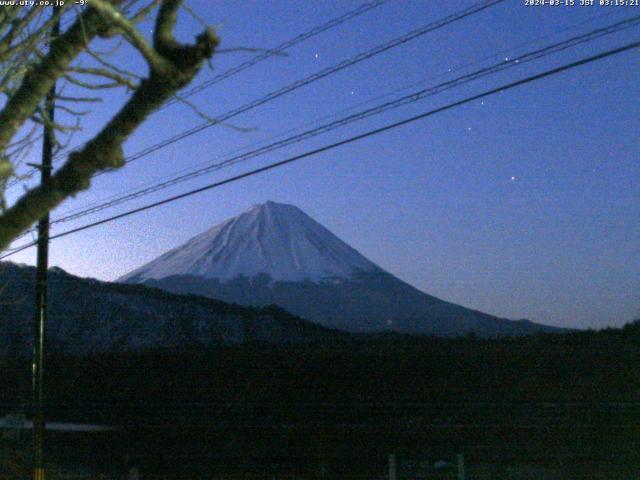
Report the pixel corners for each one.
[119,201,562,337]
[121,201,378,284]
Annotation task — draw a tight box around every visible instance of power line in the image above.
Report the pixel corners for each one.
[2,39,638,260]
[6,0,391,188]
[159,0,391,110]
[48,9,635,223]
[40,15,640,227]
[95,0,506,172]
[6,0,504,201]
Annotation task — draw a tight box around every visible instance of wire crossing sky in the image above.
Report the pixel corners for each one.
[6,0,392,186]
[28,14,637,229]
[3,37,638,259]
[5,1,640,330]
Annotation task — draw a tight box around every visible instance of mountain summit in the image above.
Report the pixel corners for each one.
[120,201,378,284]
[120,202,563,336]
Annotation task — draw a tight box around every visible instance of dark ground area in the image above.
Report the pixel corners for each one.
[1,322,639,479]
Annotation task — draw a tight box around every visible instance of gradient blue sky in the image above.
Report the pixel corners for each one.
[7,0,640,329]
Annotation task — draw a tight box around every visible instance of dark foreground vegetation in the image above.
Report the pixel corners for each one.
[1,322,639,479]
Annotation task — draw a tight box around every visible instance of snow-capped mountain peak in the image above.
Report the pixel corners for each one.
[119,201,565,336]
[119,201,379,283]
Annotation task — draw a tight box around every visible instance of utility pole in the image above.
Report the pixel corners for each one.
[33,8,59,480]
[457,453,465,480]
[388,453,397,480]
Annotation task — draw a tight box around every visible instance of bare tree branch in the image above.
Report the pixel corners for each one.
[0,4,112,153]
[0,0,219,251]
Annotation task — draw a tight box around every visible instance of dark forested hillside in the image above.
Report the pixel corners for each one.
[0,262,347,356]
[1,322,638,478]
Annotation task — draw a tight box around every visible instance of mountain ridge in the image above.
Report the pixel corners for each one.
[120,201,565,336]
[0,262,348,356]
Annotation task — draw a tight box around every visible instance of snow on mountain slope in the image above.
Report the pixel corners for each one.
[120,201,379,283]
[120,201,565,336]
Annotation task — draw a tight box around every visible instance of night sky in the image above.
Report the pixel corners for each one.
[6,0,640,329]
